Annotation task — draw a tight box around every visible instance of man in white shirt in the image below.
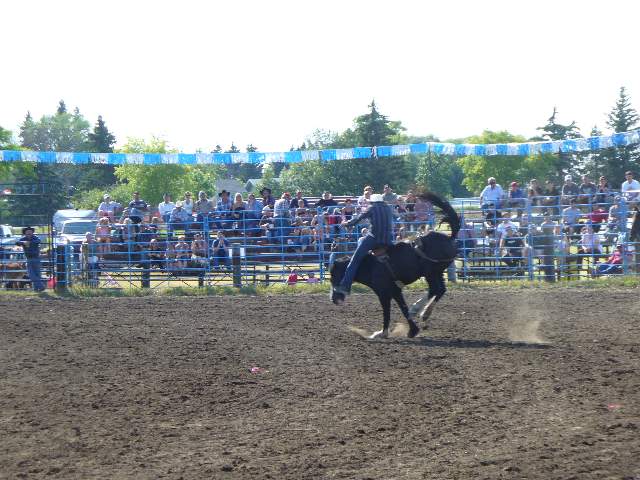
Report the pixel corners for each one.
[157,193,175,224]
[98,194,117,222]
[621,171,640,202]
[480,177,504,224]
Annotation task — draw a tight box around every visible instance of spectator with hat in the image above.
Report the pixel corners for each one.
[260,187,275,208]
[16,226,45,291]
[215,190,233,230]
[479,177,504,225]
[98,193,118,222]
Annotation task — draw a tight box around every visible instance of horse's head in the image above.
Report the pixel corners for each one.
[329,259,347,305]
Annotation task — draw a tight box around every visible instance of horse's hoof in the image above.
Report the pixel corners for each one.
[408,323,420,338]
[369,329,388,340]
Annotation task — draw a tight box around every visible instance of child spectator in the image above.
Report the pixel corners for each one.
[287,269,298,285]
[212,231,231,269]
[95,217,112,257]
[593,245,624,276]
[306,271,319,284]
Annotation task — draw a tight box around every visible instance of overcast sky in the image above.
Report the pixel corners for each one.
[2,0,639,152]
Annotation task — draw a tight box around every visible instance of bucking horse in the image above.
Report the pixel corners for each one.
[330,192,460,339]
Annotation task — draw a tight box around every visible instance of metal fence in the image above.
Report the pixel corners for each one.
[1,193,638,291]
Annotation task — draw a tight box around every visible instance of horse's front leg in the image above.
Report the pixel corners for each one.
[370,294,391,339]
[409,290,437,328]
[392,289,420,338]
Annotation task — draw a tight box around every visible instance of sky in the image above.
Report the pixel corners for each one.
[2,0,639,153]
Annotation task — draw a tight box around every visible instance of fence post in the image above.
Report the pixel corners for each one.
[55,244,67,292]
[232,244,242,288]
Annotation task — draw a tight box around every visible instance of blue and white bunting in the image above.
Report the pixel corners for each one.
[1,129,639,165]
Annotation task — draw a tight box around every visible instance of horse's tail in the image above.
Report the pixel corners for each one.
[418,191,461,239]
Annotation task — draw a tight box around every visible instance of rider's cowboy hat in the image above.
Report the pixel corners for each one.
[259,187,272,195]
[22,226,35,235]
[369,194,385,202]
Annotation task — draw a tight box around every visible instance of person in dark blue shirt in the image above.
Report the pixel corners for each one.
[334,194,394,296]
[16,226,45,291]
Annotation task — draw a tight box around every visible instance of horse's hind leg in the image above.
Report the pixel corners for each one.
[392,289,419,338]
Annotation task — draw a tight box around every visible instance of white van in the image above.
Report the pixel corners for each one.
[53,209,97,233]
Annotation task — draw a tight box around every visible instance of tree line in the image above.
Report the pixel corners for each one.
[0,88,638,225]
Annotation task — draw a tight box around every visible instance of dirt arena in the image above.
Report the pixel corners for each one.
[1,286,639,479]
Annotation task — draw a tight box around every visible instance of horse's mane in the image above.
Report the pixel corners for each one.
[416,191,461,239]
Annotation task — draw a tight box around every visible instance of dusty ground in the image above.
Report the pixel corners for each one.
[1,287,639,480]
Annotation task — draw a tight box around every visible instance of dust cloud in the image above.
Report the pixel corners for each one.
[508,305,549,344]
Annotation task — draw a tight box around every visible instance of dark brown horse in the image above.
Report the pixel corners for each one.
[330,192,460,339]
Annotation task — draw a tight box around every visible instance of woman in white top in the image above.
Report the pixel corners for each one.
[182,191,194,215]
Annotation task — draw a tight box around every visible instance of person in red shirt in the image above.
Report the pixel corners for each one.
[587,205,608,232]
[593,245,624,276]
[287,269,298,285]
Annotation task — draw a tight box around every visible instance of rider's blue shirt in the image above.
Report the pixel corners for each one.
[344,201,394,245]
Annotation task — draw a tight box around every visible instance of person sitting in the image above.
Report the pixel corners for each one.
[607,196,625,232]
[621,171,640,203]
[230,192,247,233]
[259,187,275,208]
[290,190,309,210]
[212,231,231,269]
[586,205,608,233]
[127,191,148,225]
[561,175,580,206]
[194,191,213,226]
[542,180,560,216]
[495,213,518,241]
[577,224,602,266]
[244,193,263,236]
[593,244,624,276]
[182,191,194,217]
[507,181,526,217]
[94,217,112,258]
[527,179,545,213]
[562,198,583,238]
[357,186,373,213]
[578,175,597,205]
[413,195,434,230]
[286,269,299,286]
[215,190,233,231]
[480,177,504,225]
[259,206,276,241]
[316,191,338,210]
[499,226,524,273]
[334,194,393,297]
[191,232,208,267]
[168,202,191,238]
[595,176,613,206]
[98,194,118,223]
[148,238,166,270]
[306,271,319,284]
[173,235,191,270]
[157,193,175,225]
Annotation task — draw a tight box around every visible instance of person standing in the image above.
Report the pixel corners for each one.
[16,226,45,292]
[621,171,640,203]
[334,194,394,297]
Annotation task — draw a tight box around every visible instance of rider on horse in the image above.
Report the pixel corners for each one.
[333,193,394,298]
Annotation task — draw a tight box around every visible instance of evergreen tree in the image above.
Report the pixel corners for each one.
[535,107,582,178]
[212,145,222,153]
[57,100,67,114]
[0,125,13,149]
[225,143,240,153]
[350,99,403,147]
[88,115,116,153]
[19,111,39,150]
[602,86,640,181]
[246,144,258,152]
